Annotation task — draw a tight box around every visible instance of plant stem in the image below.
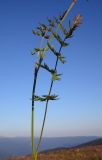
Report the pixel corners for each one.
[31,68,38,160]
[35,40,65,152]
[31,30,48,160]
[33,1,76,159]
[35,1,76,154]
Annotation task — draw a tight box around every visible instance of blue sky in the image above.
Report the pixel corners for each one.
[0,0,102,137]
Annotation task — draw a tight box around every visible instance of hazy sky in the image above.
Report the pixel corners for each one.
[0,0,102,137]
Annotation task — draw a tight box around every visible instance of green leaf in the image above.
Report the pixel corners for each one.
[44,35,50,39]
[43,63,55,74]
[32,26,50,39]
[32,47,48,55]
[44,46,48,51]
[66,26,77,39]
[37,26,46,37]
[39,23,48,30]
[60,23,67,36]
[40,52,45,59]
[31,48,41,55]
[47,17,55,27]
[38,23,50,39]
[58,55,66,64]
[32,29,41,36]
[52,73,62,81]
[37,62,56,74]
[34,94,59,102]
[53,32,68,47]
[42,94,59,101]
[54,17,59,24]
[47,42,57,55]
[34,96,46,102]
[47,42,66,64]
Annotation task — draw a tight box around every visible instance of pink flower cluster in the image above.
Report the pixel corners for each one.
[74,14,83,26]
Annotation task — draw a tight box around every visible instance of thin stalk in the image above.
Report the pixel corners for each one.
[35,1,76,155]
[35,40,65,153]
[31,68,38,160]
[31,31,47,160]
[32,1,76,159]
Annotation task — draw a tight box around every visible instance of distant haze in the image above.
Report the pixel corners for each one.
[0,136,101,159]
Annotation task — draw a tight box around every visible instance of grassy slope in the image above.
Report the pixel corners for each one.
[9,145,102,160]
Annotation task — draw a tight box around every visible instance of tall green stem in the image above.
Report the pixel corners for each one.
[32,1,76,159]
[35,1,76,156]
[31,68,37,160]
[31,28,48,160]
[35,40,66,154]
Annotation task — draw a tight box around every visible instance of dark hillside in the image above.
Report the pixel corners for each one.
[9,138,102,160]
[77,138,102,147]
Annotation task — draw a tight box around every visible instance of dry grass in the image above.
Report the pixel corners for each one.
[9,145,102,160]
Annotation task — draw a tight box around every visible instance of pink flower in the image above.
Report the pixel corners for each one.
[74,14,83,26]
[73,0,77,3]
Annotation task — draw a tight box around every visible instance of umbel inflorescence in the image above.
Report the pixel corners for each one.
[31,0,82,160]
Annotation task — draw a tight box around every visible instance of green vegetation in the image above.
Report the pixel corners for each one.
[9,145,102,160]
[31,0,82,160]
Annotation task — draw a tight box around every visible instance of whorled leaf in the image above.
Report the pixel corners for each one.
[52,73,62,81]
[32,48,42,55]
[44,35,50,39]
[47,42,57,54]
[39,23,48,30]
[60,23,67,36]
[33,23,51,39]
[57,55,66,64]
[53,32,68,47]
[39,22,53,32]
[47,42,66,64]
[34,96,46,102]
[37,26,46,33]
[42,94,59,101]
[37,26,50,39]
[34,94,59,102]
[47,17,55,27]
[53,17,59,24]
[39,52,45,59]
[37,62,56,74]
[32,47,48,55]
[32,29,41,36]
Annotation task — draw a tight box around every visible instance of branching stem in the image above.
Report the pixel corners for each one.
[31,1,76,160]
[35,39,66,154]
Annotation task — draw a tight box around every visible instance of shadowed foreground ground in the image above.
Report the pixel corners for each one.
[9,145,102,160]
